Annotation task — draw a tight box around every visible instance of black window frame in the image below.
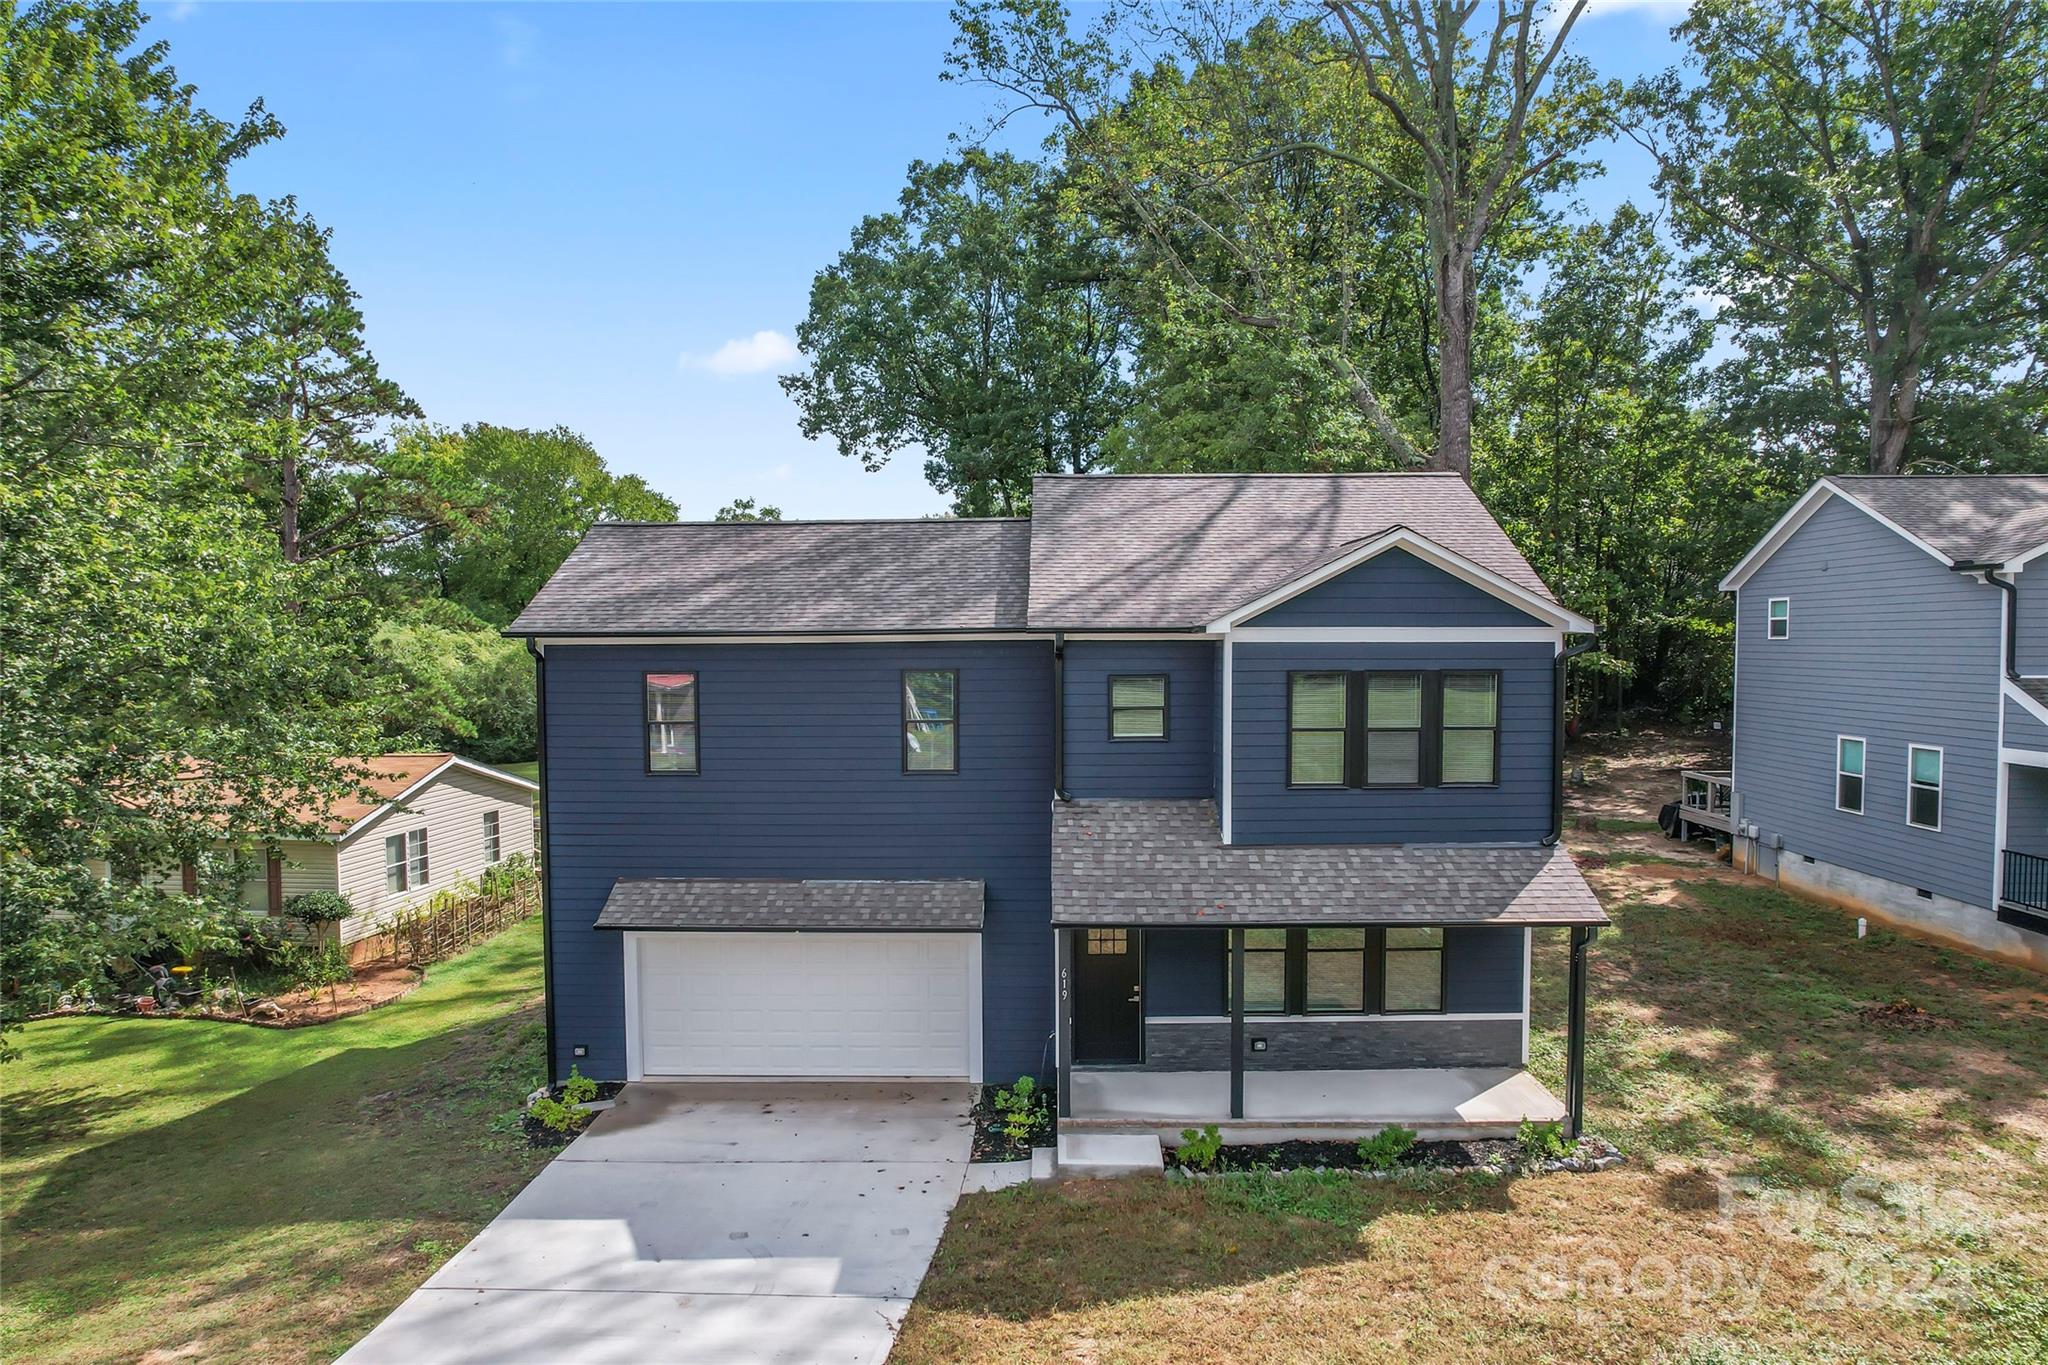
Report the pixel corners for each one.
[901,668,960,775]
[1286,672,1352,788]
[1286,670,1502,791]
[644,671,700,776]
[1361,671,1428,788]
[1107,674,1171,742]
[1224,927,1447,1017]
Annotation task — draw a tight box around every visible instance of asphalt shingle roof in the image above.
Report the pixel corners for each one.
[1051,799,1607,927]
[506,519,1032,636]
[1830,476,2048,566]
[593,877,986,931]
[1026,473,1558,629]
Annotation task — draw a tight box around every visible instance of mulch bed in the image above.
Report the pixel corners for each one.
[970,1087,1052,1162]
[1858,998,1949,1031]
[30,962,427,1030]
[520,1079,628,1149]
[1163,1136,1517,1174]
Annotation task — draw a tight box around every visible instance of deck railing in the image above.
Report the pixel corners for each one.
[2000,849,2048,915]
[1678,769,1734,833]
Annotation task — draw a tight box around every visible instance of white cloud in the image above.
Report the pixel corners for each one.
[1543,0,1690,35]
[680,330,801,378]
[166,2,197,20]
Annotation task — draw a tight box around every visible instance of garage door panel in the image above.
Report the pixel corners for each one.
[633,932,974,1078]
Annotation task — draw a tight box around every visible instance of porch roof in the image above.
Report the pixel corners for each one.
[594,877,984,931]
[1051,799,1607,927]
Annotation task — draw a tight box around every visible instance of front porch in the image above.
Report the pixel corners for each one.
[1065,1065,1564,1142]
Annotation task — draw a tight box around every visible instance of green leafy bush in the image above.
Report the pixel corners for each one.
[1356,1124,1417,1171]
[1518,1119,1570,1163]
[562,1066,598,1106]
[1176,1123,1224,1170]
[530,1068,600,1135]
[991,1075,1046,1145]
[284,891,353,927]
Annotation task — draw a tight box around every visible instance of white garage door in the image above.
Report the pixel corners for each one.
[629,932,978,1079]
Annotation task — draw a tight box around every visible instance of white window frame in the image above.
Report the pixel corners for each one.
[483,810,502,864]
[1907,744,1943,831]
[384,833,409,892]
[1835,735,1867,815]
[1767,597,1791,640]
[406,828,429,885]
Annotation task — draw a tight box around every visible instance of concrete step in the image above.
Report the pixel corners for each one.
[1054,1132,1164,1179]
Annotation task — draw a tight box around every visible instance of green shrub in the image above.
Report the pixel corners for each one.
[283,890,353,927]
[1518,1118,1570,1163]
[562,1066,598,1106]
[528,1094,583,1134]
[990,1075,1046,1145]
[1176,1123,1224,1171]
[1356,1124,1417,1171]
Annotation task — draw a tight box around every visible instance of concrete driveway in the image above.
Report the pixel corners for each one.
[340,1082,974,1365]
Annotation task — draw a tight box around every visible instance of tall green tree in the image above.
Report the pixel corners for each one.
[2,1,381,1048]
[782,150,1135,515]
[1637,0,2048,474]
[390,424,677,626]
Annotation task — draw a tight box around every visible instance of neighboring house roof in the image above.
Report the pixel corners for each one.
[508,473,1575,637]
[506,519,1032,636]
[1026,473,1562,629]
[1050,799,1608,927]
[1723,475,2048,590]
[150,753,536,842]
[593,877,986,931]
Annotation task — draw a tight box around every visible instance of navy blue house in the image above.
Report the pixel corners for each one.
[507,473,1611,1137]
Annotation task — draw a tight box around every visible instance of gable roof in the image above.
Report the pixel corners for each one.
[143,753,535,841]
[506,519,1032,636]
[1027,473,1561,630]
[1723,476,2048,590]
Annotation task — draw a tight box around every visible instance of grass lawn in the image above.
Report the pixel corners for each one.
[496,759,539,782]
[897,841,2048,1364]
[1,918,552,1365]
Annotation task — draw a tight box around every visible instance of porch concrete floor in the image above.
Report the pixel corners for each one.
[1066,1066,1562,1141]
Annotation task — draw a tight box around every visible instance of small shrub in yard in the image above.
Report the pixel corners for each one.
[991,1075,1046,1145]
[1518,1118,1570,1163]
[1176,1123,1223,1171]
[529,1067,600,1134]
[1356,1124,1417,1171]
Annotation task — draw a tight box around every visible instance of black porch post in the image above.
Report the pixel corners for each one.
[1565,925,1595,1139]
[1229,927,1245,1120]
[1056,928,1074,1119]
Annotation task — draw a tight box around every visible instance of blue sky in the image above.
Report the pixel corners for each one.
[143,1,1693,520]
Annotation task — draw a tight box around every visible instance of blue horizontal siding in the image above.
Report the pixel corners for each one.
[1231,643,1555,844]
[1063,641,1216,798]
[1140,926,1524,1017]
[542,641,1053,1083]
[1245,549,1545,627]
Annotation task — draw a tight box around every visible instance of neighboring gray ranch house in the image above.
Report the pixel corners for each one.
[102,753,538,952]
[508,473,1611,1148]
[1719,475,2048,972]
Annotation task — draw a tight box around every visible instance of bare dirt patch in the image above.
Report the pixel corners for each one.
[258,960,423,1025]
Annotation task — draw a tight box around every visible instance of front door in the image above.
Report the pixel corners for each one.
[1072,927,1143,1063]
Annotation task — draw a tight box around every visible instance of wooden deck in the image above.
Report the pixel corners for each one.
[1678,768,1733,835]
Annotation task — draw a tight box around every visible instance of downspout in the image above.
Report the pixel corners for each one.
[526,639,560,1087]
[1051,631,1072,801]
[1544,635,1600,845]
[1952,562,2019,681]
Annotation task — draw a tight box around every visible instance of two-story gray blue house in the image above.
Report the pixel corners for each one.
[1721,475,2048,972]
[506,473,1610,1143]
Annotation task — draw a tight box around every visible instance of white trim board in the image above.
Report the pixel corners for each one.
[2004,678,2048,731]
[1227,626,1565,645]
[1203,527,1596,635]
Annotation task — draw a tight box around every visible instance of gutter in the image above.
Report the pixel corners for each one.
[1544,635,1600,846]
[526,639,561,1086]
[1051,632,1072,801]
[1952,561,2019,681]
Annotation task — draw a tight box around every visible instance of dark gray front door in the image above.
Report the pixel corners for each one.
[1073,928,1142,1063]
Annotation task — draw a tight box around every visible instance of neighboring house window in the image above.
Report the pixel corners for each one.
[384,834,408,892]
[407,829,428,886]
[1382,927,1445,1013]
[1908,745,1943,830]
[1288,673,1349,786]
[1304,928,1367,1012]
[1836,736,1865,814]
[1767,597,1790,639]
[483,810,502,864]
[1290,670,1502,789]
[903,669,958,773]
[645,672,699,774]
[1440,673,1500,786]
[1242,928,1289,1012]
[1364,673,1423,786]
[1108,674,1168,740]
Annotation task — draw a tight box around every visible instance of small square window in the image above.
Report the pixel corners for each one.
[1109,675,1168,741]
[1767,597,1790,639]
[1084,928,1128,955]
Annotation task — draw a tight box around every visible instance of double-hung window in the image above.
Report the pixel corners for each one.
[645,672,699,773]
[1836,736,1865,814]
[903,669,958,773]
[1242,929,1289,1012]
[385,829,428,892]
[1767,597,1790,639]
[385,834,408,892]
[1381,927,1445,1012]
[1908,745,1942,830]
[1108,675,1168,740]
[1288,670,1501,788]
[483,810,502,864]
[1229,927,1440,1015]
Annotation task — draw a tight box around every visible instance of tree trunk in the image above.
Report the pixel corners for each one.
[278,447,302,564]
[1433,236,1475,479]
